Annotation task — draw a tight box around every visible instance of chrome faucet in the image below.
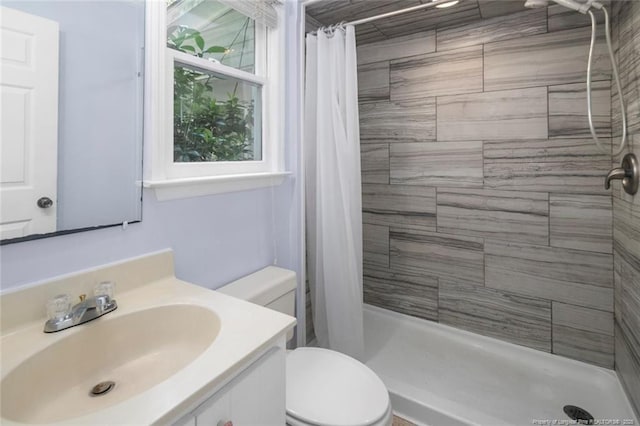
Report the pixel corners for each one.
[44,293,117,333]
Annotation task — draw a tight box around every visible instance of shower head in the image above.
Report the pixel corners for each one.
[524,0,602,14]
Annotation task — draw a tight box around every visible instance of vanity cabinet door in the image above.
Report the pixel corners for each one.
[196,391,231,426]
[196,347,285,426]
[176,416,197,426]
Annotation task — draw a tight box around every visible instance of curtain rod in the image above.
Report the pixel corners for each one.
[318,0,461,29]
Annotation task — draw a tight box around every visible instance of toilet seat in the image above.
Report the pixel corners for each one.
[286,348,392,426]
[286,404,393,426]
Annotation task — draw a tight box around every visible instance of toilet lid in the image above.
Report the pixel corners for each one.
[286,348,390,426]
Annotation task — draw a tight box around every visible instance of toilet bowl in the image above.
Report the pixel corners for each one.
[217,266,392,426]
[286,347,392,426]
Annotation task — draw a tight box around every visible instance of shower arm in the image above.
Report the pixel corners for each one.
[311,0,461,32]
[555,0,601,14]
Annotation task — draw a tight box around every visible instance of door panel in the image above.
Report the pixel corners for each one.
[0,6,59,239]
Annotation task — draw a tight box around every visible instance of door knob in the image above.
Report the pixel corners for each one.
[605,153,638,195]
[37,197,54,208]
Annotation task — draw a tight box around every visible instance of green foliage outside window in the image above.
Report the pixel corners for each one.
[169,26,256,162]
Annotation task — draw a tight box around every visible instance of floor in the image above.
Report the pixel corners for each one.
[392,416,416,426]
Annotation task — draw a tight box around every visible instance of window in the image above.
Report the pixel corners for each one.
[171,57,263,163]
[144,0,286,199]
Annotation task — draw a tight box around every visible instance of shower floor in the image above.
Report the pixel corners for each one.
[362,304,638,426]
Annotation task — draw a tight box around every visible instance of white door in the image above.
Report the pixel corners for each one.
[0,6,59,239]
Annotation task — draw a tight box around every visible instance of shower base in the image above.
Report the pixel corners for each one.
[362,304,638,426]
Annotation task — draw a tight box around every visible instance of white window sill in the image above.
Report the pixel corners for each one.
[144,171,291,201]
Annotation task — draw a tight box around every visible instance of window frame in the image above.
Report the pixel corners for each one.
[144,1,287,200]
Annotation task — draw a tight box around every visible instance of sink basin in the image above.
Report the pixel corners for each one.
[1,304,220,424]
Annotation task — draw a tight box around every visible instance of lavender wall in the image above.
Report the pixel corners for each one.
[0,185,295,291]
[0,2,305,328]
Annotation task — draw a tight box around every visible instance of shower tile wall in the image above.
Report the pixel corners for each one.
[358,7,616,368]
[612,1,640,415]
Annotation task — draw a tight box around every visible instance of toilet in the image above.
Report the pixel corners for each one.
[217,266,393,426]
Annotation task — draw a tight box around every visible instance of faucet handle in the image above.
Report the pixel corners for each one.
[46,294,72,321]
[94,281,115,299]
[79,294,87,302]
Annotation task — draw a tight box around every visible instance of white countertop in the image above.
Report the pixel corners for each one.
[1,274,296,425]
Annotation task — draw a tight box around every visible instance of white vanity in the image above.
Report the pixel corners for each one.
[0,250,296,425]
[176,346,285,426]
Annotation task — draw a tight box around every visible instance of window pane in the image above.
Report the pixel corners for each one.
[173,62,262,163]
[167,0,255,74]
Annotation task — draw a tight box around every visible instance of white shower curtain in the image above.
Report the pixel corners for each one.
[304,25,364,360]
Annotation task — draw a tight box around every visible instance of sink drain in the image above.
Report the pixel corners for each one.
[563,405,594,425]
[89,381,115,397]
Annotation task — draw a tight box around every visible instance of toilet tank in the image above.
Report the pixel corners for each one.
[217,266,297,338]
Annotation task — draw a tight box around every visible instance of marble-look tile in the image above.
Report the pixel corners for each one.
[437,88,548,141]
[439,279,551,352]
[613,197,640,269]
[358,61,389,103]
[305,0,349,22]
[392,416,417,426]
[305,280,315,344]
[549,81,611,139]
[364,263,438,321]
[305,0,413,42]
[611,86,624,139]
[611,3,620,65]
[552,301,615,367]
[611,0,623,18]
[484,138,612,194]
[620,257,640,373]
[355,23,388,45]
[389,141,483,187]
[436,8,546,52]
[362,183,436,230]
[550,194,612,253]
[553,323,614,368]
[616,250,640,338]
[361,144,389,184]
[477,0,526,19]
[390,45,483,101]
[360,99,436,143]
[484,26,611,91]
[485,240,613,310]
[547,3,608,32]
[553,302,614,335]
[305,14,322,33]
[306,0,418,29]
[357,30,435,65]
[614,251,624,324]
[615,322,640,416]
[374,1,481,39]
[616,1,640,137]
[363,224,389,267]
[390,228,484,285]
[437,188,548,245]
